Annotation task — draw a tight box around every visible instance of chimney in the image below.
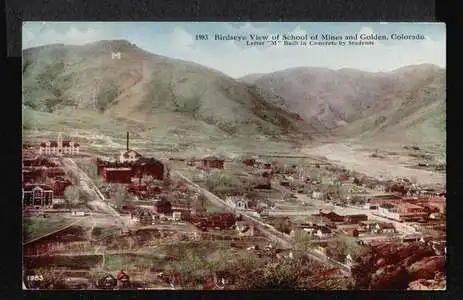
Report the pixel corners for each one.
[126,131,129,152]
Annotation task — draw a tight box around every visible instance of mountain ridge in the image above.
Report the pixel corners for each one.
[22,40,310,144]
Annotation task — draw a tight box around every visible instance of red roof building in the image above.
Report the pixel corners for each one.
[201,156,224,169]
[102,167,133,184]
[53,177,72,197]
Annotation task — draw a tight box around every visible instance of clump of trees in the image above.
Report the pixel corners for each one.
[326,234,365,262]
[160,241,352,290]
[203,174,252,197]
[64,186,91,209]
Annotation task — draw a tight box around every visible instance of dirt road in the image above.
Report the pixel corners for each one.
[173,170,351,273]
[301,143,445,186]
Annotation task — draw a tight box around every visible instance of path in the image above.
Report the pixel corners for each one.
[61,158,127,230]
[172,170,351,274]
[23,216,90,245]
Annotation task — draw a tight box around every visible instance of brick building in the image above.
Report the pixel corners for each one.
[52,177,73,197]
[102,168,133,184]
[201,156,224,169]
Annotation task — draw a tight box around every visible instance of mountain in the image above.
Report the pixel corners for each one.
[241,64,446,147]
[22,40,310,149]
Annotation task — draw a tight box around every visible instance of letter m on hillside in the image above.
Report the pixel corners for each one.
[112,52,121,59]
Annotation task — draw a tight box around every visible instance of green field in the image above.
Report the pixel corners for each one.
[23,215,76,242]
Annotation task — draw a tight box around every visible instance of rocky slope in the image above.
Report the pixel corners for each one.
[351,242,445,290]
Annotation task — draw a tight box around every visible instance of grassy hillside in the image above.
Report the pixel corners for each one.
[22,40,309,152]
[242,64,446,148]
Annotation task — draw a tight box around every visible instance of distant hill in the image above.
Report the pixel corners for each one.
[22,40,309,147]
[240,64,446,147]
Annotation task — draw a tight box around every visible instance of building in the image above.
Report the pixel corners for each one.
[131,208,153,225]
[39,133,80,156]
[344,214,368,224]
[172,211,182,221]
[225,195,249,210]
[380,222,396,233]
[132,157,165,181]
[317,210,345,222]
[102,168,133,184]
[96,132,166,181]
[53,177,72,197]
[201,156,225,169]
[315,226,332,238]
[243,158,256,167]
[23,184,54,208]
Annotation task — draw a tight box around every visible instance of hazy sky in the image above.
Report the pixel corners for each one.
[23,22,446,78]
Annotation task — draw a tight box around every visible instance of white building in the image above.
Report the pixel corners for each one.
[119,150,142,163]
[39,133,80,156]
[225,195,249,210]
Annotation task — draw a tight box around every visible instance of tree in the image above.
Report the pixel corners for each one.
[64,186,81,209]
[113,184,129,208]
[326,235,364,261]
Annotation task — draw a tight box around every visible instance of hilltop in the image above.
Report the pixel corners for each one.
[22,40,309,154]
[241,64,446,149]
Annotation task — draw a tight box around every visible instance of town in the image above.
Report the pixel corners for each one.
[22,131,446,290]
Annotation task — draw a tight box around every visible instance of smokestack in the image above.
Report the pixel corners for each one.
[126,131,129,151]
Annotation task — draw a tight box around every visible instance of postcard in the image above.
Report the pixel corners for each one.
[22,21,446,290]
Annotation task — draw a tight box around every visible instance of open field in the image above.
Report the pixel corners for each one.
[23,215,82,243]
[301,143,445,186]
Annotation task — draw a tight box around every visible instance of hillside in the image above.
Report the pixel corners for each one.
[22,40,309,153]
[241,65,446,148]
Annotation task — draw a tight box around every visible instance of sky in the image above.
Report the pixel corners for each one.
[23,22,446,78]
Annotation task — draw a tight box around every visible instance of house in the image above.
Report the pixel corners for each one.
[39,133,80,156]
[102,168,133,184]
[315,226,332,238]
[201,156,225,169]
[344,214,368,224]
[397,203,426,214]
[131,208,153,225]
[318,210,345,222]
[380,222,396,233]
[225,195,249,210]
[172,211,182,221]
[312,191,322,200]
[131,157,165,181]
[22,184,54,208]
[243,158,256,167]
